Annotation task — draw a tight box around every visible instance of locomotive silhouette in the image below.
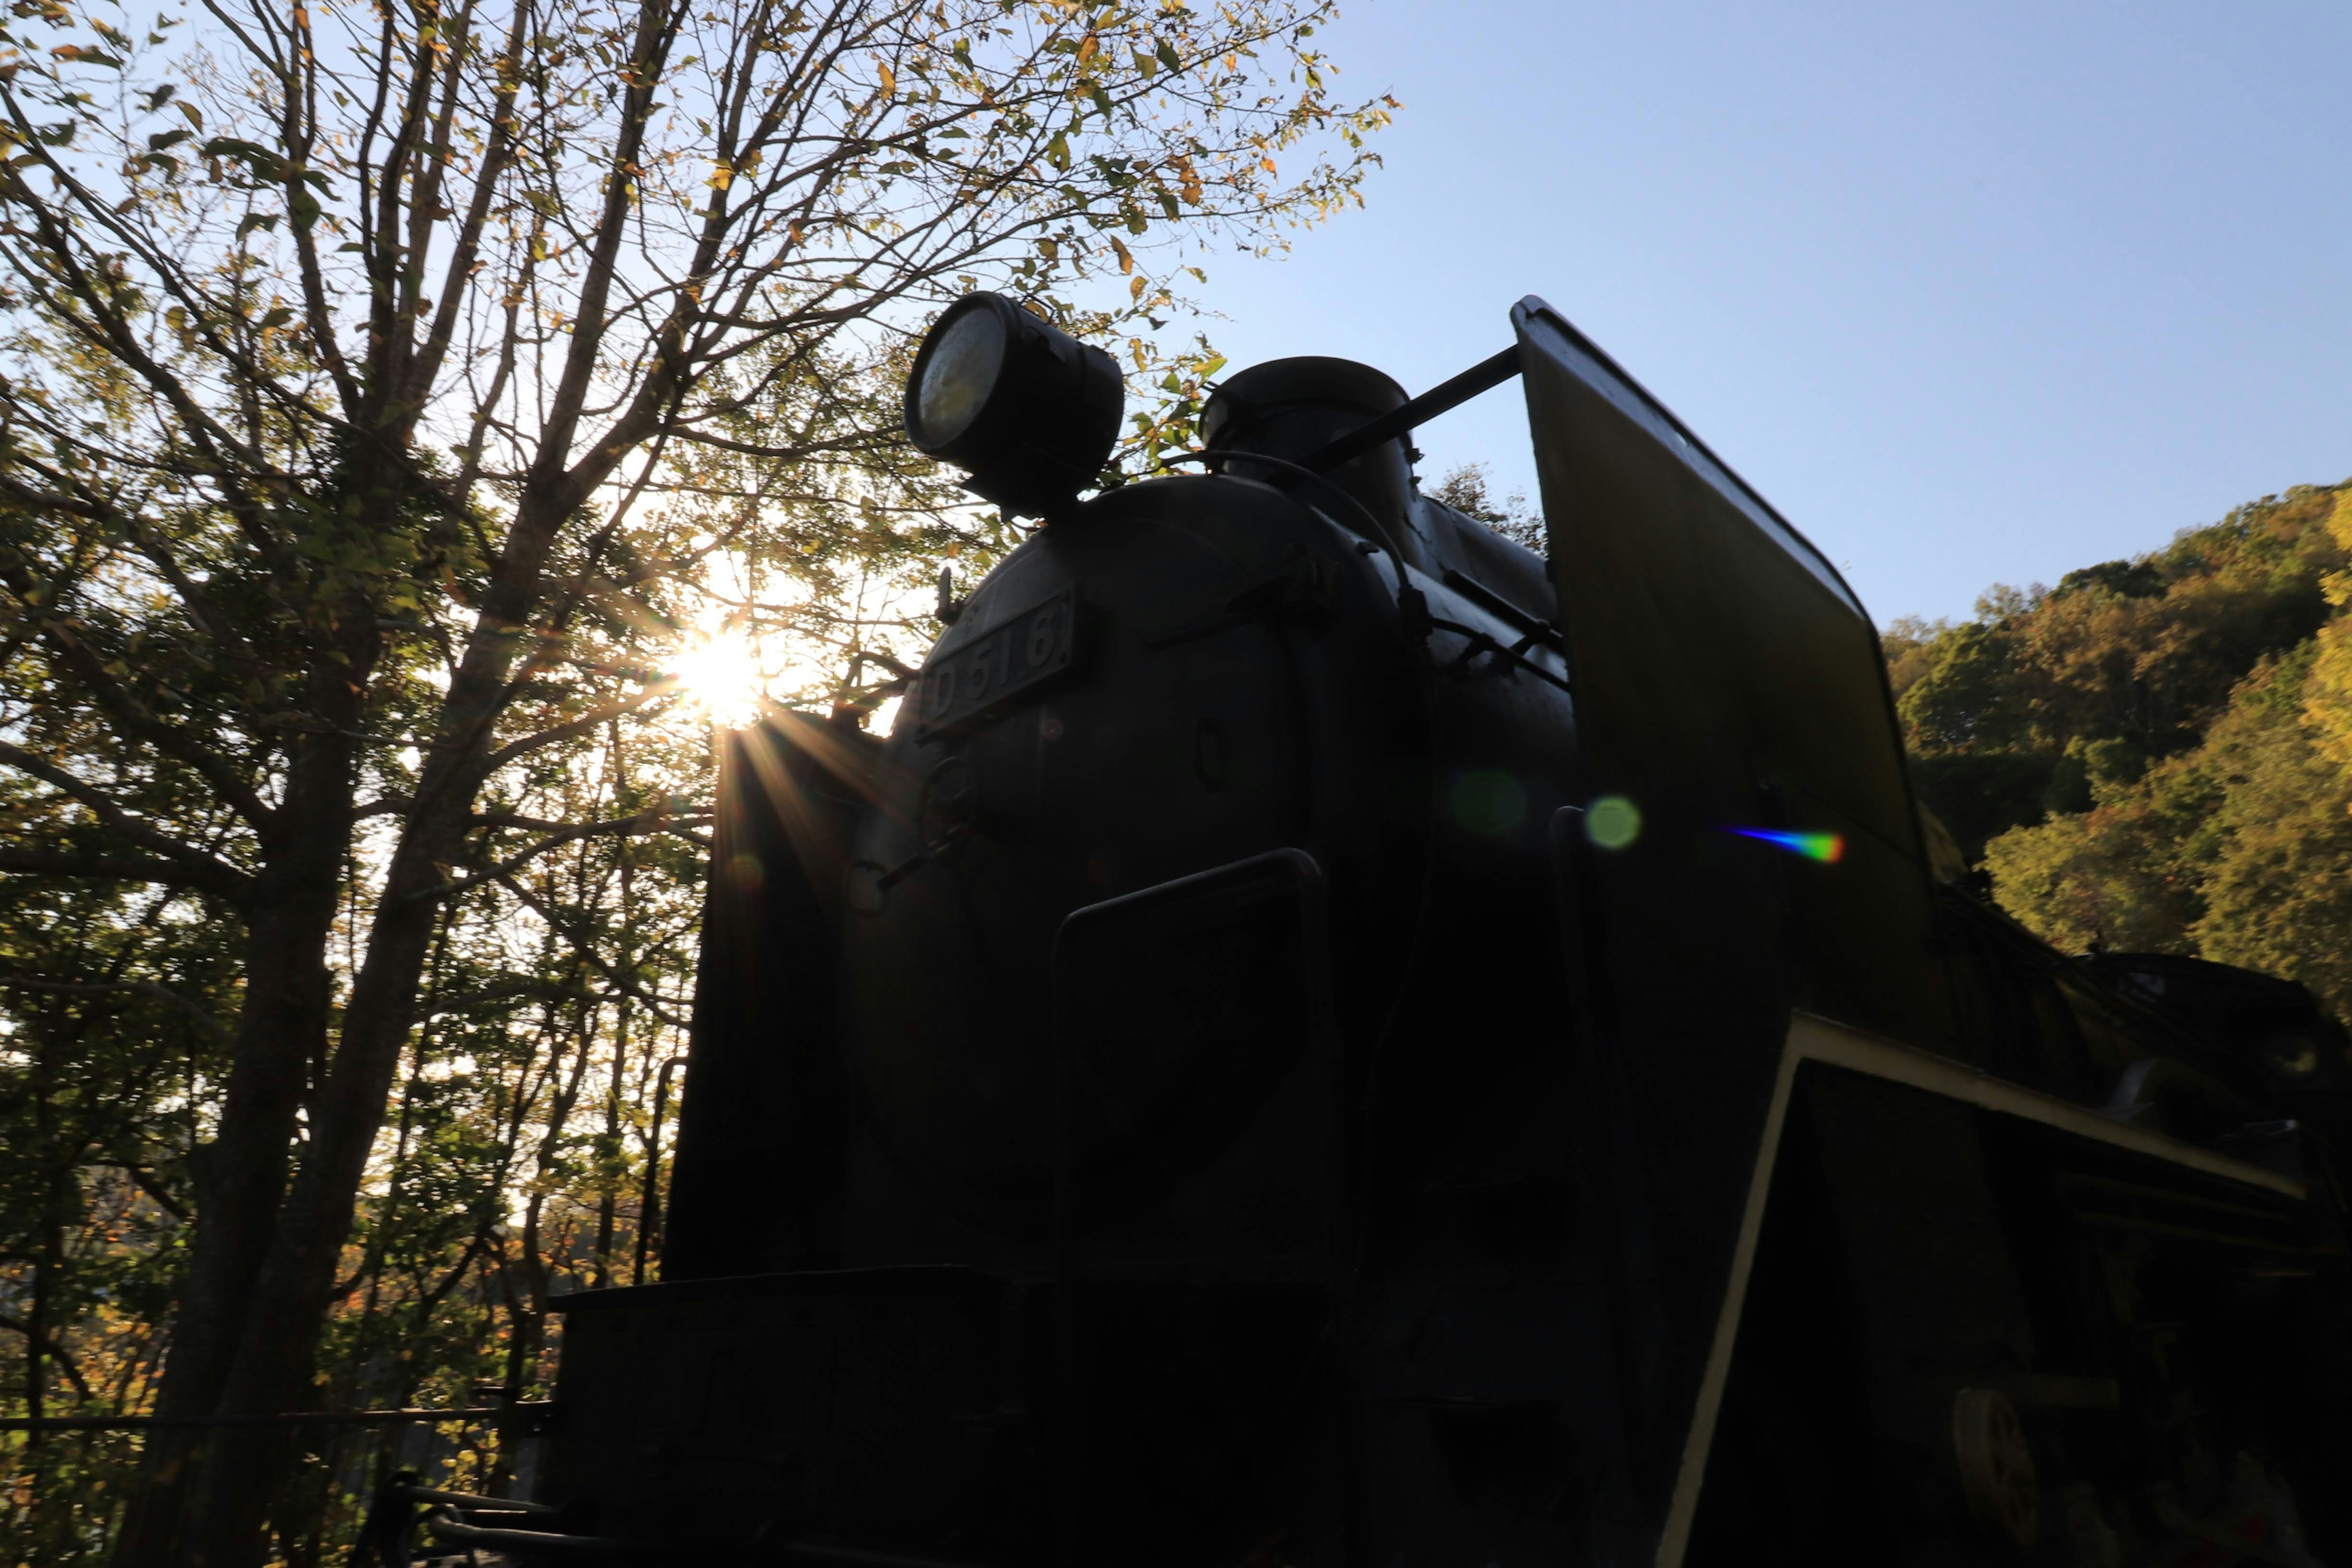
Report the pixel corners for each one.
[401,296,2352,1566]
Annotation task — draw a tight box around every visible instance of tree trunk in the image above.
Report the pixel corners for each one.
[169,493,568,1564]
[113,538,383,1568]
[179,834,451,1564]
[108,876,344,1567]
[27,1033,55,1447]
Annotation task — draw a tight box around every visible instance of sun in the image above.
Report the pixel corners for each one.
[668,626,771,728]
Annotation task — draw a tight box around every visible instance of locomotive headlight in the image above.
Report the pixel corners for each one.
[905,292,1125,519]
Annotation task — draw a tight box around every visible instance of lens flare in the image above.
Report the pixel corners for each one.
[1726,826,1845,864]
[1449,769,1529,836]
[1584,795,1642,851]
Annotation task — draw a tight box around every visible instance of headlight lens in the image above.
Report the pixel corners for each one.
[914,306,1005,448]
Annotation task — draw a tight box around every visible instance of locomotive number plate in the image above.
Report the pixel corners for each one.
[911,587,1077,741]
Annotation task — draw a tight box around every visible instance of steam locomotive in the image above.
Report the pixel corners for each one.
[399,296,2352,1565]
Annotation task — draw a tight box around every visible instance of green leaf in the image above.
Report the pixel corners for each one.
[200,137,283,180]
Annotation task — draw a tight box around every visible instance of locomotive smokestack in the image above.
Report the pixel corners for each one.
[1200,357,1430,568]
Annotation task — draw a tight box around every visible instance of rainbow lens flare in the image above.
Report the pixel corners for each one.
[1726,827,1845,864]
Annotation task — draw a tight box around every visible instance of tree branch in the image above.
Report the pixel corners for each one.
[0,739,252,892]
[491,872,692,1032]
[0,1315,93,1401]
[0,974,231,1042]
[480,676,682,777]
[419,809,707,905]
[0,564,277,830]
[91,1159,194,1223]
[0,846,249,898]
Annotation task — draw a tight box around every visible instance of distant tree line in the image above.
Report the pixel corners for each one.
[1888,480,2352,1017]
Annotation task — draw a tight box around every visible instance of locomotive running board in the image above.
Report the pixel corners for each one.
[1653,1010,2307,1568]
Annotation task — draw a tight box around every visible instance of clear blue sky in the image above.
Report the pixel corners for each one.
[1176,2,2352,627]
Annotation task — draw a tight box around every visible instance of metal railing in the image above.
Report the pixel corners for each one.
[357,1479,991,1567]
[0,1404,527,1433]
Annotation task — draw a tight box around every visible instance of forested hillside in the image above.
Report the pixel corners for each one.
[1888,480,2352,1016]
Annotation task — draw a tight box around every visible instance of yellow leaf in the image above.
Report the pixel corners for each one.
[1260,156,1276,176]
[1110,236,1133,274]
[1129,273,1145,302]
[878,62,895,94]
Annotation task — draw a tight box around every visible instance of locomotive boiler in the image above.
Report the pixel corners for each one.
[402,295,2352,1566]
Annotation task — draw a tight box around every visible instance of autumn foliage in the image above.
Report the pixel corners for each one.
[1889,481,2352,1017]
[0,0,1390,1558]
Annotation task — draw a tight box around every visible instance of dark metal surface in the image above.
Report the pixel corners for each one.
[1170,448,1414,592]
[662,710,872,1279]
[1047,850,1340,1555]
[549,1263,998,1314]
[522,294,2352,1568]
[1512,293,1962,1530]
[1298,344,1523,474]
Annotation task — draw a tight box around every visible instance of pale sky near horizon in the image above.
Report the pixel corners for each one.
[1169,2,2352,628]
